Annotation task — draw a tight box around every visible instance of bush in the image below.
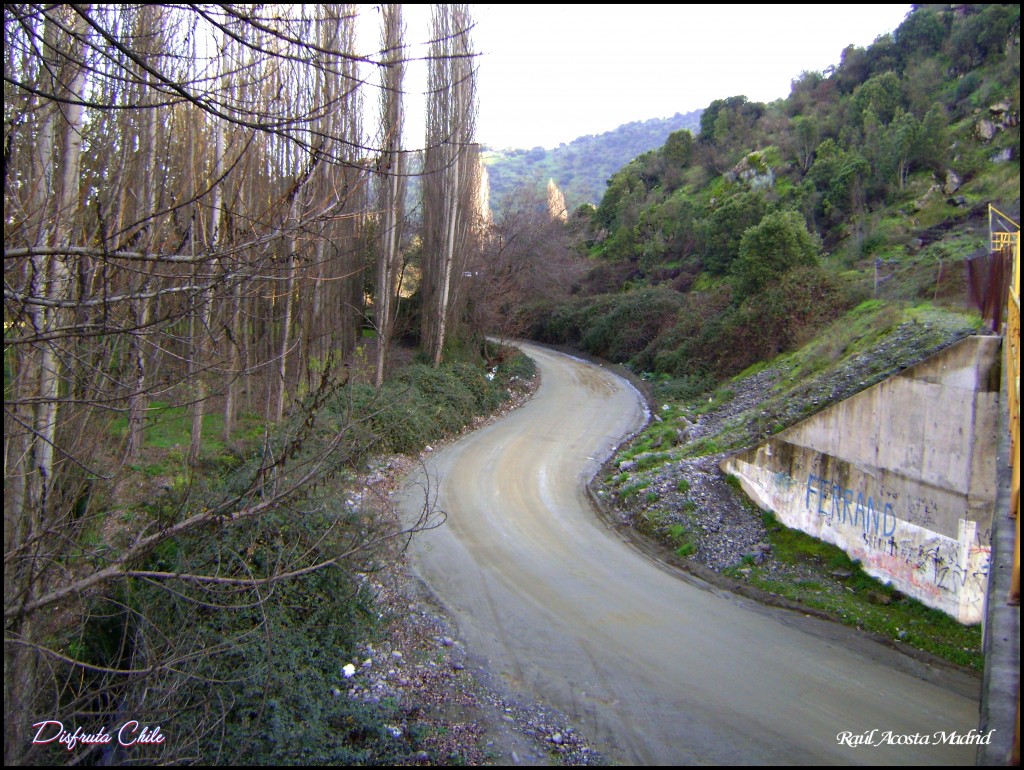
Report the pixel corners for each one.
[731,210,821,301]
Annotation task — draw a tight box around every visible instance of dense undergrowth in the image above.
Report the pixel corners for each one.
[35,344,535,766]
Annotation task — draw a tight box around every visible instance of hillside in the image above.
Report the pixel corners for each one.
[518,2,1019,657]
[484,110,702,211]
[593,302,987,669]
[526,3,1019,390]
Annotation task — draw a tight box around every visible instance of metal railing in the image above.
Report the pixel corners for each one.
[990,205,1020,604]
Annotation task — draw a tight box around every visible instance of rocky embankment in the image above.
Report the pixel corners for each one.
[595,316,981,575]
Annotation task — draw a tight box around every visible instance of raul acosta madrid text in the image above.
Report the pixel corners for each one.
[837,728,994,747]
[31,720,166,752]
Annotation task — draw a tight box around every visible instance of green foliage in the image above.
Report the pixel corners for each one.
[681,437,722,458]
[731,210,821,300]
[532,286,685,365]
[946,4,1020,72]
[129,507,424,764]
[667,523,696,558]
[734,263,853,364]
[349,355,527,456]
[807,139,871,225]
[893,5,948,60]
[699,95,764,150]
[58,351,536,764]
[700,191,768,275]
[850,71,904,127]
[620,479,651,502]
[662,129,695,168]
[651,371,716,402]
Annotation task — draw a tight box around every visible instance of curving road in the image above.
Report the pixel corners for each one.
[396,342,981,765]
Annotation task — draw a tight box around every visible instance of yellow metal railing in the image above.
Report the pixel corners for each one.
[991,205,1020,601]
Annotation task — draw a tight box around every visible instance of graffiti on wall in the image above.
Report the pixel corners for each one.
[790,470,989,619]
[805,472,897,537]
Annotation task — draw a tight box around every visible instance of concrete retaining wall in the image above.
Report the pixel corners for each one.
[721,335,1001,624]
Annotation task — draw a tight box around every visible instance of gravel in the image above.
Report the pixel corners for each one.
[596,316,981,575]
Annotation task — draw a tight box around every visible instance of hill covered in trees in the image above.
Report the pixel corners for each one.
[484,111,702,211]
[526,3,1019,395]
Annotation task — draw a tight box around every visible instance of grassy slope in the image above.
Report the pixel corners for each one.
[603,298,989,670]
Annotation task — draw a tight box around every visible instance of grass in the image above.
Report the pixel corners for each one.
[680,437,722,458]
[667,522,697,558]
[725,512,984,670]
[111,400,252,454]
[619,479,650,502]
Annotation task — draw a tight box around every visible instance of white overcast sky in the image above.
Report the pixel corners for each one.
[367,4,912,150]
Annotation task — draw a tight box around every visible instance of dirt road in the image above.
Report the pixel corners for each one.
[397,342,981,765]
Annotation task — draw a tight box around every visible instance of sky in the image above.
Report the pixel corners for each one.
[395,3,913,150]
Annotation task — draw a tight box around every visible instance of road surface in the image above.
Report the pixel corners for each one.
[396,342,982,765]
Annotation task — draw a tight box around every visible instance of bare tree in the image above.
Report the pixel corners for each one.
[466,184,586,343]
[2,5,451,763]
[5,6,92,757]
[420,3,480,365]
[373,3,407,388]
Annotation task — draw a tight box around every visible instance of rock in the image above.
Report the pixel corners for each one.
[991,148,1014,163]
[976,119,997,141]
[728,151,775,189]
[944,170,961,194]
[830,569,853,580]
[619,460,637,472]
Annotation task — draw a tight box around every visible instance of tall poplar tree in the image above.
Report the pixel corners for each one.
[421,3,479,365]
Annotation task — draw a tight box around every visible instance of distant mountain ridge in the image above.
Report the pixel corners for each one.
[483,110,703,212]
